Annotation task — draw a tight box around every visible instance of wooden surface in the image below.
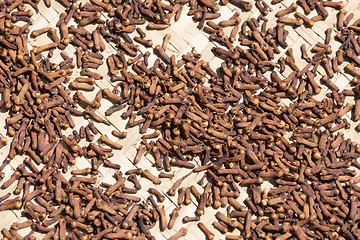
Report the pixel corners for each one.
[1,0,360,239]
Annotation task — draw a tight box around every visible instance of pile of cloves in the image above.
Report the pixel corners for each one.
[1,0,360,239]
